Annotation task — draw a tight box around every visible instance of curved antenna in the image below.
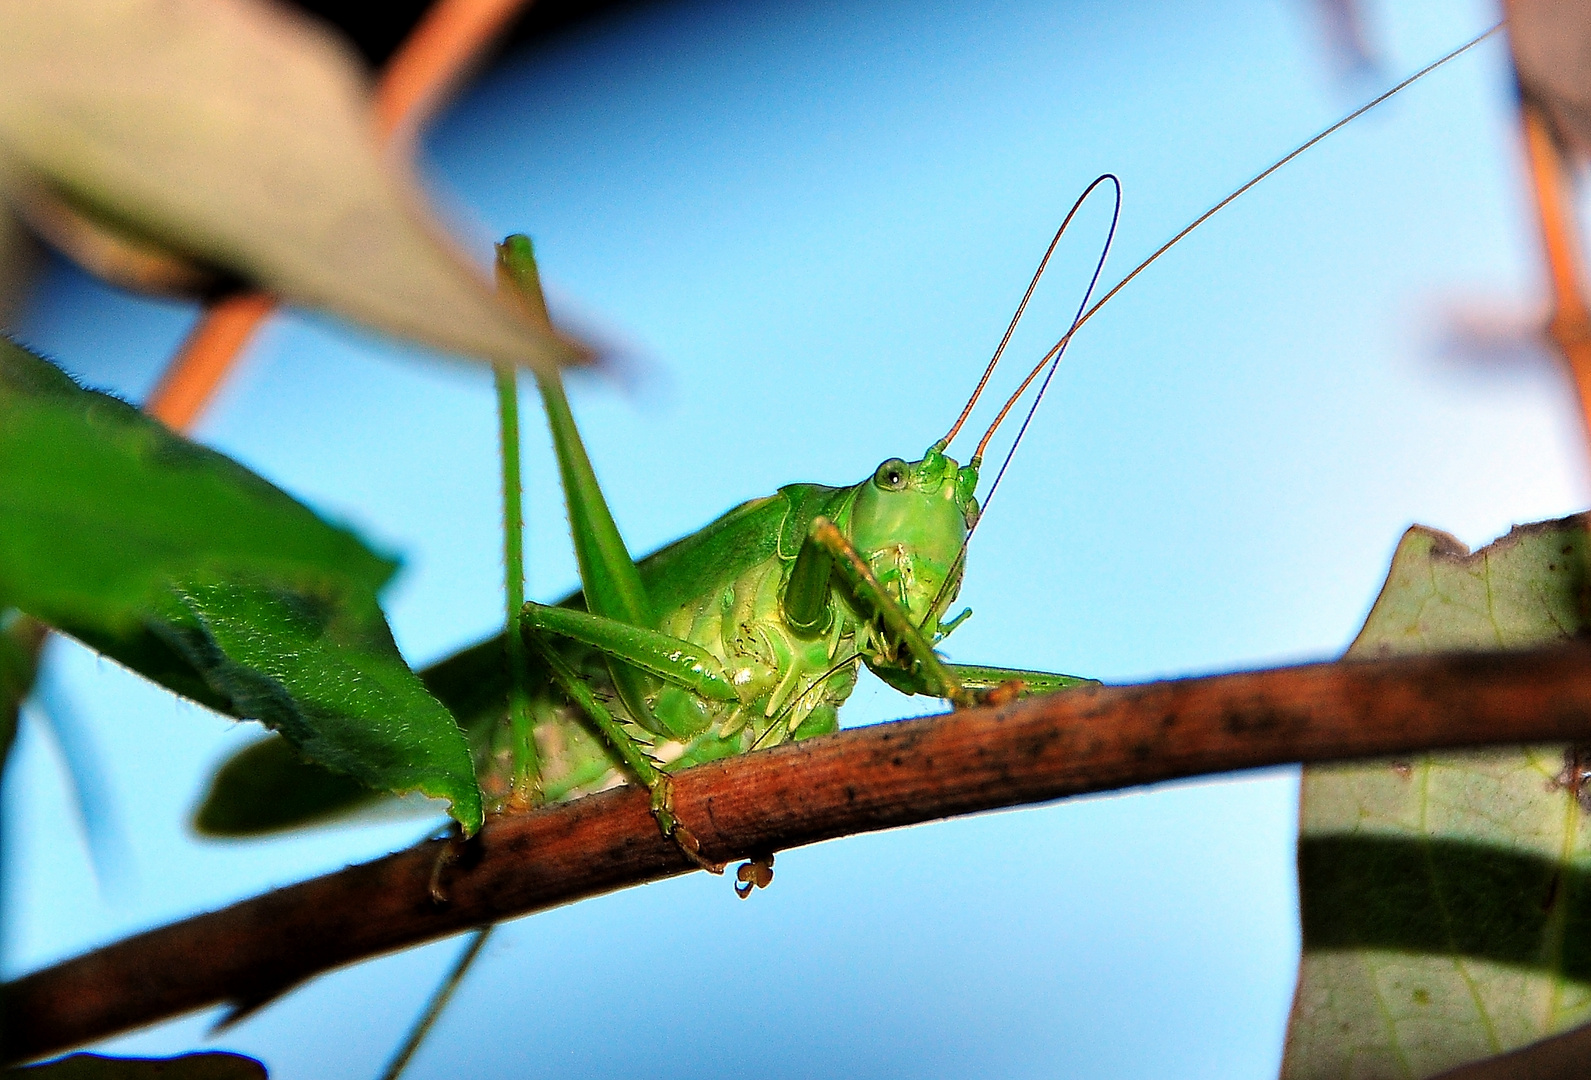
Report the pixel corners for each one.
[971,177,1122,470]
[915,177,1120,630]
[937,173,1123,452]
[972,20,1502,472]
[921,22,1502,636]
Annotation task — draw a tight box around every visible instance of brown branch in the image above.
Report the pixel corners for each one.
[10,645,1591,1062]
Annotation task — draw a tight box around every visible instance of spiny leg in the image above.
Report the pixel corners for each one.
[523,625,725,874]
[376,926,493,1080]
[808,516,974,707]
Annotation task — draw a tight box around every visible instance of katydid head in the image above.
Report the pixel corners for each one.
[847,446,979,632]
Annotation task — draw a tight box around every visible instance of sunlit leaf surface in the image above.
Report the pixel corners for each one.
[1282,515,1591,1078]
[0,0,581,372]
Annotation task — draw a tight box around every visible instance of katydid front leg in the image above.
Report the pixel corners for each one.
[807,517,976,707]
[943,664,1098,698]
[523,626,723,872]
[808,518,1096,706]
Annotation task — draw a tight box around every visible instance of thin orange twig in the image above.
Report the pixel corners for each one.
[374,0,532,144]
[143,294,274,429]
[143,0,535,432]
[1520,101,1591,442]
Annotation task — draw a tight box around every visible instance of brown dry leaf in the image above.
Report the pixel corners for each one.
[1508,0,1591,157]
[0,0,583,372]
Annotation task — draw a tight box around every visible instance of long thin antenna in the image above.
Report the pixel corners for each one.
[968,178,1120,534]
[926,22,1503,634]
[975,21,1503,465]
[917,177,1119,630]
[937,174,1123,452]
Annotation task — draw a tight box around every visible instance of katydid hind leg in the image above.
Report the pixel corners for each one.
[496,236,663,737]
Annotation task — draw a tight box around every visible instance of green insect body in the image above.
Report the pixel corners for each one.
[197,236,1092,838]
[469,449,988,812]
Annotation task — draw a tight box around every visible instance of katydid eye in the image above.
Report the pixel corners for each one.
[874,459,909,491]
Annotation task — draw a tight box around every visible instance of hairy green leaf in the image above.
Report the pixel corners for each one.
[0,340,482,833]
[171,582,481,833]
[1282,515,1591,1079]
[193,638,508,836]
[5,1052,264,1078]
[0,337,395,627]
[0,0,582,373]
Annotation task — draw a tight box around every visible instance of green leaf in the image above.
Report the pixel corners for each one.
[5,1052,266,1079]
[194,637,509,837]
[171,582,481,834]
[0,337,395,629]
[193,733,380,837]
[0,340,482,834]
[1282,515,1591,1079]
[0,0,583,373]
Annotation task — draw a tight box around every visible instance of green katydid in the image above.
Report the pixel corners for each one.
[485,222,1105,861]
[197,199,1111,847]
[196,25,1501,854]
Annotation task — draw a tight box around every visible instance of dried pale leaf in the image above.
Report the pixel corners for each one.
[0,0,581,371]
[1282,515,1591,1079]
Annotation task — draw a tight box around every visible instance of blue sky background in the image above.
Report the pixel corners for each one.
[5,0,1584,1077]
